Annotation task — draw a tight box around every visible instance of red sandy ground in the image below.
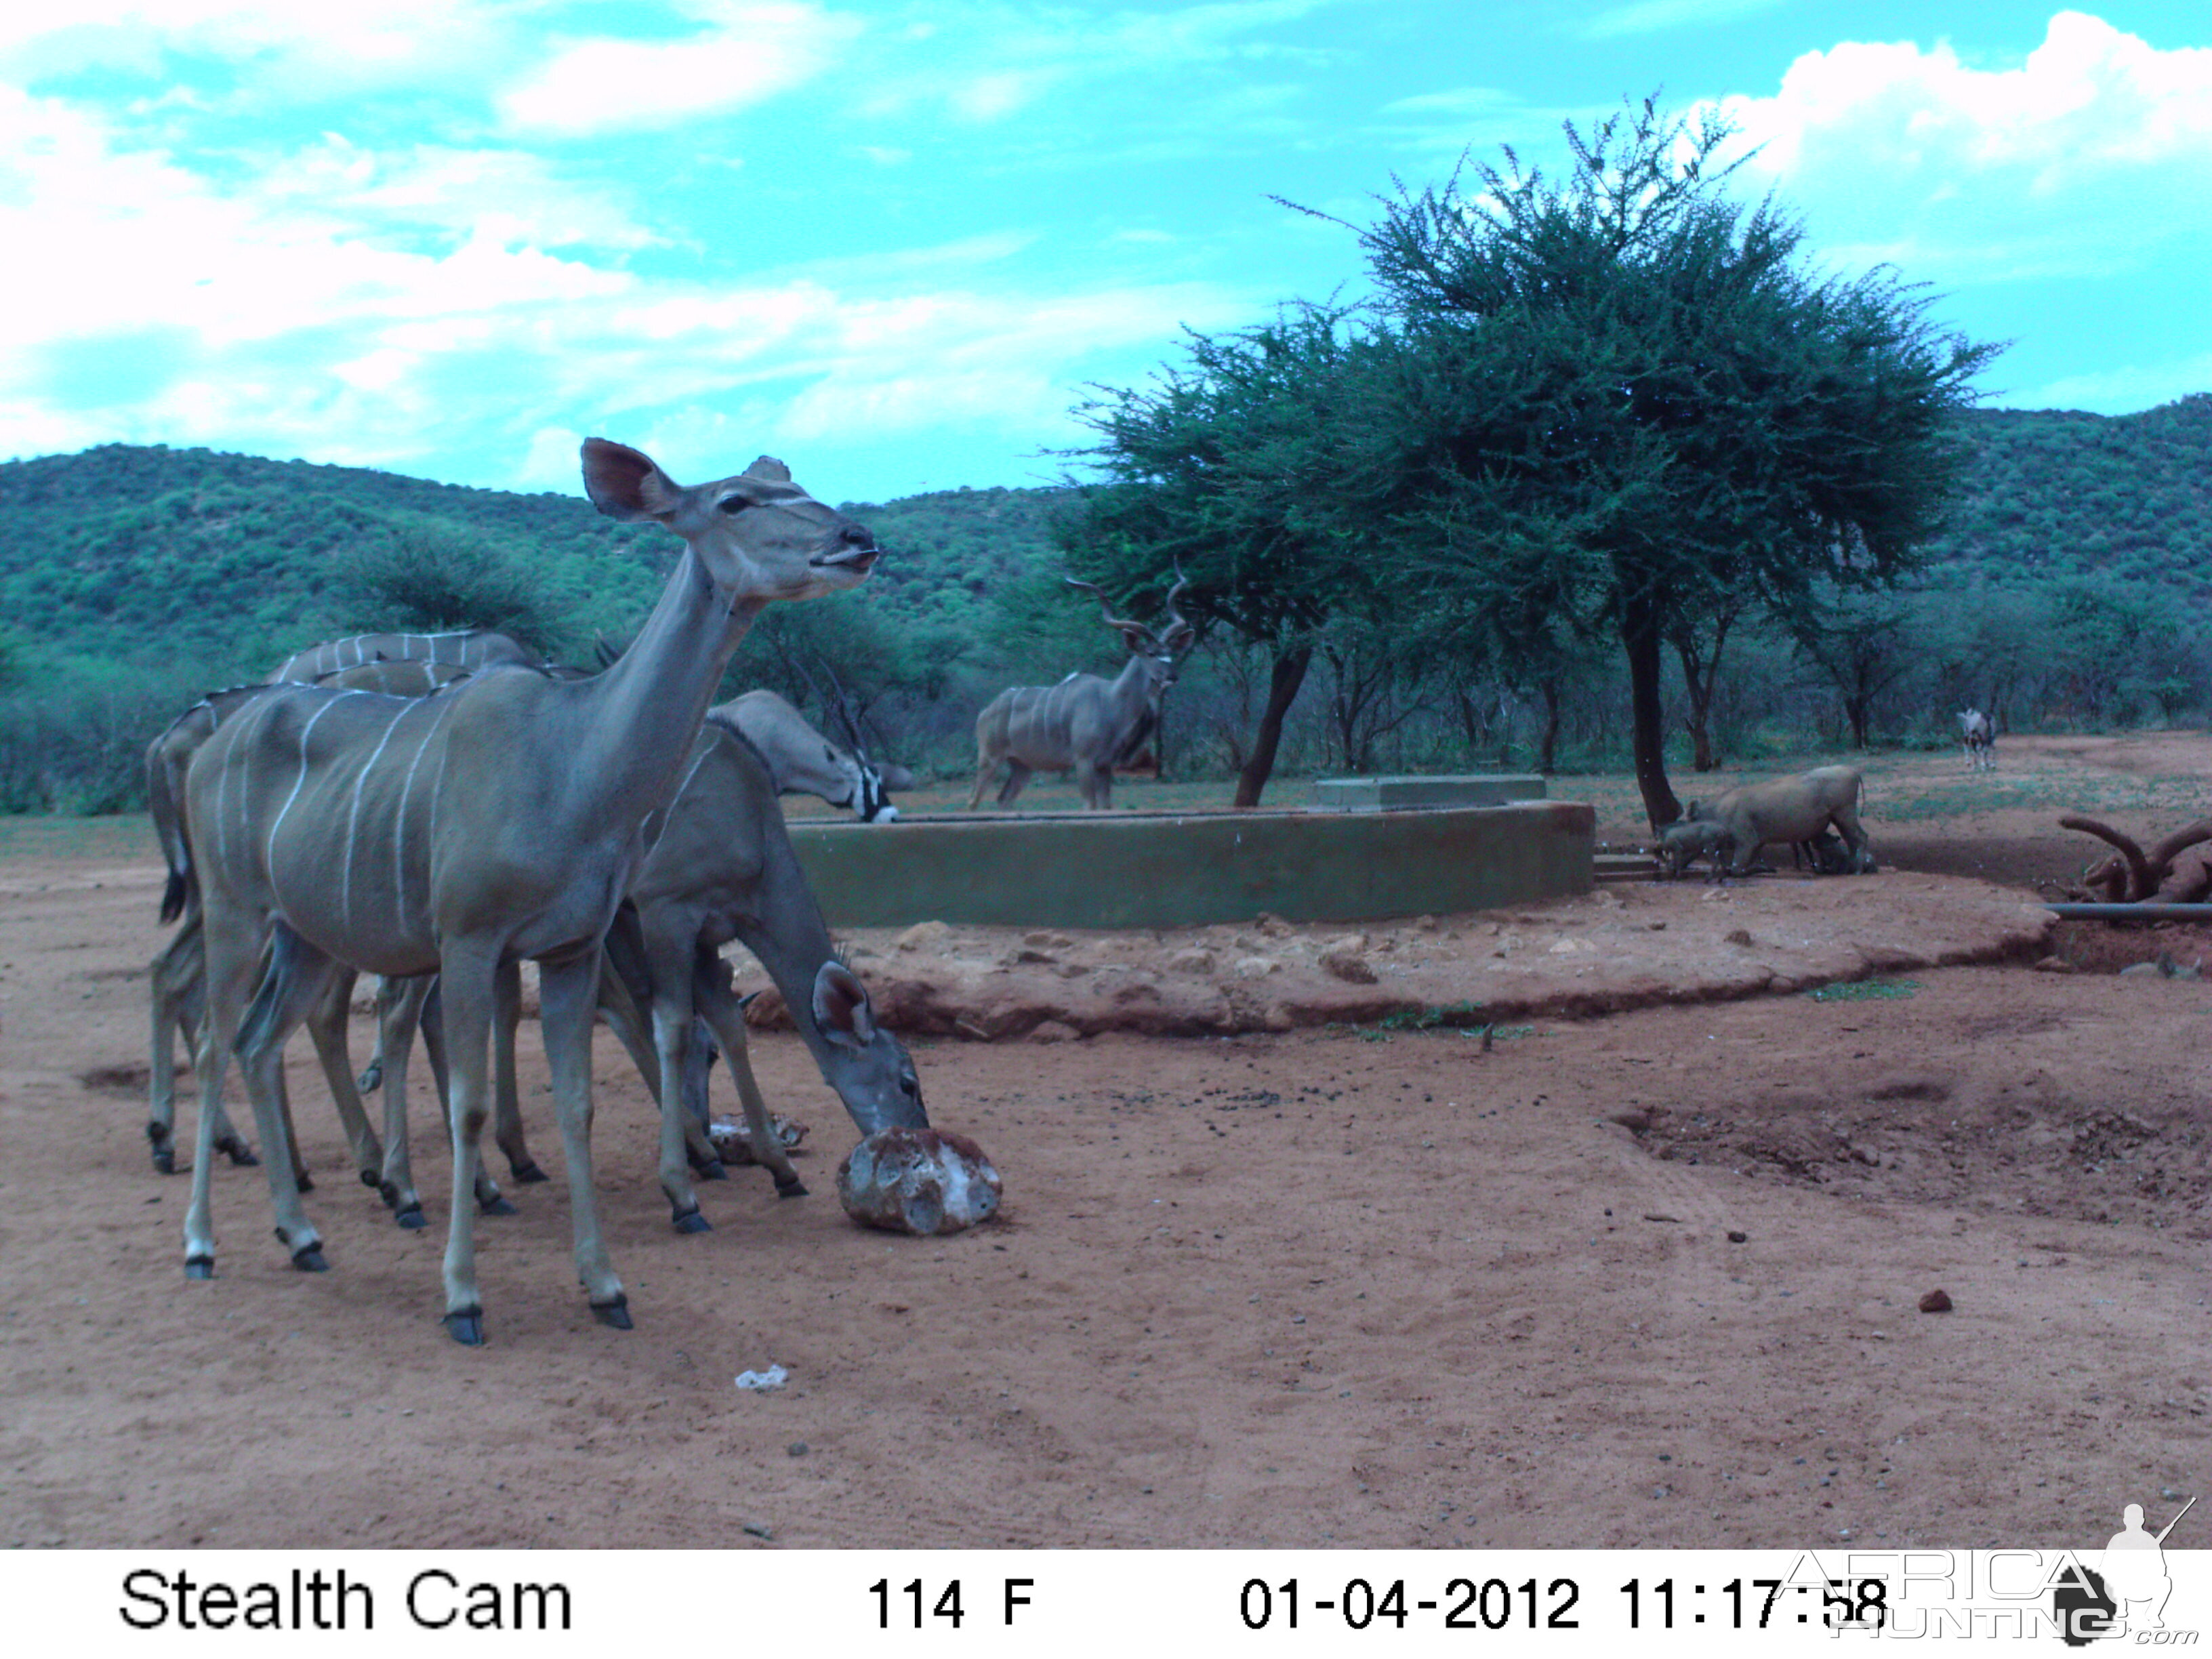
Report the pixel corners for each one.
[1,735,2206,1549]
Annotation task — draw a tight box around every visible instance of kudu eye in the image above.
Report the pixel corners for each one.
[716,494,752,515]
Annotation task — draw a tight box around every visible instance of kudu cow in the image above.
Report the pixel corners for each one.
[968,572,1195,810]
[1959,708,1995,771]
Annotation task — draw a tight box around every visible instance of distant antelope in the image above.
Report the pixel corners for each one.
[968,571,1195,810]
[1959,708,1995,771]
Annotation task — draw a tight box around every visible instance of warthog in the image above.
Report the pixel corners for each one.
[1686,764,1872,877]
[1654,819,1736,882]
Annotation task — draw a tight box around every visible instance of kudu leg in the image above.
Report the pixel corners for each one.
[995,762,1033,806]
[181,906,268,1277]
[640,924,714,1231]
[601,916,722,1181]
[149,914,257,1174]
[303,966,386,1191]
[226,920,335,1273]
[539,949,629,1328]
[434,949,500,1344]
[417,977,520,1212]
[693,951,805,1197]
[490,959,541,1187]
[369,975,432,1228]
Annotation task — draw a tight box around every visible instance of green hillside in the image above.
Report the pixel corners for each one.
[1920,394,2212,598]
[1,396,2207,811]
[0,443,1074,677]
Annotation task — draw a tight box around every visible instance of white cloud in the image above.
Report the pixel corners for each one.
[0,79,1258,493]
[0,0,516,102]
[497,3,861,138]
[1711,12,2212,285]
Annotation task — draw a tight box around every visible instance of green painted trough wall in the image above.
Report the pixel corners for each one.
[785,801,1594,929]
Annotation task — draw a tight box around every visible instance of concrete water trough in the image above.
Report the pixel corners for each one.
[785,799,1594,930]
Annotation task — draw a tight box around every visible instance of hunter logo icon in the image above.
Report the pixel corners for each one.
[2054,1495,2194,1645]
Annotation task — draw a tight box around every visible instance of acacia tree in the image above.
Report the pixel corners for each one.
[1061,306,1395,806]
[1353,98,1999,825]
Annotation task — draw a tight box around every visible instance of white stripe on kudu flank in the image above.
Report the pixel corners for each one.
[267,694,352,875]
[342,700,413,928]
[394,691,463,927]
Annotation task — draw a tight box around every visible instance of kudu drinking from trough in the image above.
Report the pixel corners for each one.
[726,688,904,822]
[179,441,880,1344]
[967,571,1195,810]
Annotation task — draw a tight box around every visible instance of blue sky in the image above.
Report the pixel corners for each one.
[3,3,2207,504]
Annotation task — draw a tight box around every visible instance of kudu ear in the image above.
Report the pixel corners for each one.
[812,960,878,1048]
[581,438,688,522]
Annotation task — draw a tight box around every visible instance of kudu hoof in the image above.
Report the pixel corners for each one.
[184,1255,213,1281]
[359,1169,384,1190]
[774,1174,809,1200]
[444,1307,486,1347]
[591,1295,633,1330]
[509,1160,550,1186]
[151,1147,176,1175]
[695,1159,728,1182]
[395,1204,428,1231]
[294,1171,314,1193]
[671,1207,712,1235]
[286,1240,329,1273]
[216,1134,260,1169]
[478,1194,518,1218]
[356,1062,382,1093]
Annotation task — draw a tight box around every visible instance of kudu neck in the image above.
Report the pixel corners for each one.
[571,547,763,815]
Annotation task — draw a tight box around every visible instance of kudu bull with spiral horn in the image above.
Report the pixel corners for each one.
[967,570,1195,810]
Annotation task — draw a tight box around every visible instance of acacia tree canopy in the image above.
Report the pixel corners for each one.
[1357,97,2001,824]
[1061,305,1398,804]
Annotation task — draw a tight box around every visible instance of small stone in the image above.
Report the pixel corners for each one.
[2030,956,2075,974]
[742,1523,773,1540]
[1028,1020,1079,1044]
[1165,947,1216,975]
[1254,912,1295,937]
[1647,920,1666,931]
[896,920,951,952]
[1024,930,1073,947]
[1725,928,1753,946]
[1727,1230,1747,1244]
[1233,956,1279,979]
[1918,1288,1952,1313]
[786,1441,809,1458]
[1318,945,1376,984]
[1607,1109,1652,1133]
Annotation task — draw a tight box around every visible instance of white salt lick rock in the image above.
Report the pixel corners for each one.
[837,1128,1003,1236]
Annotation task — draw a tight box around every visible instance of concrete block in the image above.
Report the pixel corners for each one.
[786,800,1593,929]
[1311,774,1548,811]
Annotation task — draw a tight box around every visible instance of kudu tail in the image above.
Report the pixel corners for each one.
[159,867,190,926]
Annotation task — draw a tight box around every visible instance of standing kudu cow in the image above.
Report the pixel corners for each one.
[180,440,880,1345]
[967,571,1195,810]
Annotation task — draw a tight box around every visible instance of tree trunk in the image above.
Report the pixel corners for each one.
[1622,590,1681,828]
[1536,678,1562,774]
[1235,641,1312,808]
